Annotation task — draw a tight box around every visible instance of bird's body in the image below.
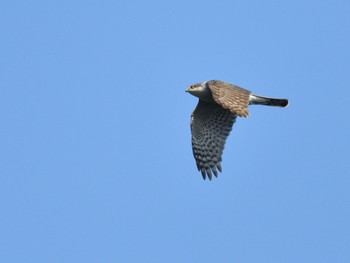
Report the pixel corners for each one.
[186,80,288,180]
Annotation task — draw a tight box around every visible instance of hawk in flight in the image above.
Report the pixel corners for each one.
[186,80,289,180]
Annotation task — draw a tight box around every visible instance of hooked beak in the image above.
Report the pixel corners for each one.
[185,87,190,93]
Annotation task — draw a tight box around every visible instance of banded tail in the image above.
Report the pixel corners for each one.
[249,94,289,107]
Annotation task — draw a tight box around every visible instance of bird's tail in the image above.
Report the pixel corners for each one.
[249,94,289,107]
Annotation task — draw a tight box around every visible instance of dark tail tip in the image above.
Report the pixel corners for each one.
[250,95,289,108]
[279,99,289,107]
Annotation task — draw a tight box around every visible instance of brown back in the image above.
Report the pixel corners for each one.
[207,80,251,118]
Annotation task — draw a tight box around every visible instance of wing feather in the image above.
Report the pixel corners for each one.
[207,80,251,117]
[190,100,237,180]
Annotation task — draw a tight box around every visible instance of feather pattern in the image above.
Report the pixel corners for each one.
[207,80,251,117]
[191,100,237,180]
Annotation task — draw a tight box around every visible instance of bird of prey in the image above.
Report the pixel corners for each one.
[186,80,289,180]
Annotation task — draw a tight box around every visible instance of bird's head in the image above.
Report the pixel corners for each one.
[185,82,207,98]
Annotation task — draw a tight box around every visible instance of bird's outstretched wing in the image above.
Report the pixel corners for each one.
[207,80,251,117]
[191,100,237,180]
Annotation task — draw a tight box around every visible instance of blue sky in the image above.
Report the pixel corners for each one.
[1,0,349,262]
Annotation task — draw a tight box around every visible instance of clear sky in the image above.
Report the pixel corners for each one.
[1,0,349,262]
